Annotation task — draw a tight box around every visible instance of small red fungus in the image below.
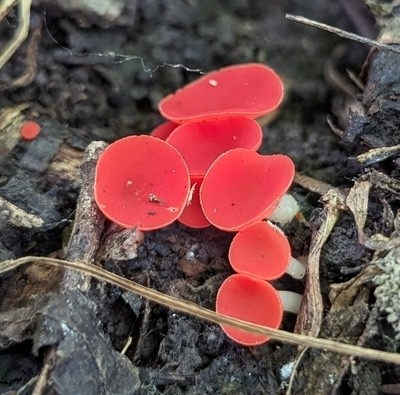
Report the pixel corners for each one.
[159,63,284,123]
[200,149,295,231]
[20,121,41,140]
[216,274,283,345]
[94,135,190,230]
[166,117,262,176]
[178,176,210,228]
[229,222,291,280]
[150,121,178,140]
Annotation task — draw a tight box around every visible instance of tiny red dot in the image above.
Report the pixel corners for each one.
[20,121,41,140]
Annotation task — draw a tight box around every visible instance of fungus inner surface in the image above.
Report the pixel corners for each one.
[95,135,190,230]
[216,274,283,345]
[229,221,291,280]
[159,63,284,123]
[200,149,295,231]
[167,117,262,176]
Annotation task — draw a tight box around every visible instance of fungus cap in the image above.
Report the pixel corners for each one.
[94,135,190,230]
[216,274,283,345]
[229,221,291,280]
[166,117,262,176]
[150,121,178,140]
[178,176,210,229]
[159,63,284,123]
[200,149,295,231]
[20,121,41,140]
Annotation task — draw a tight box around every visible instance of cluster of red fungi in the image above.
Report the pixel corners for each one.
[95,63,297,346]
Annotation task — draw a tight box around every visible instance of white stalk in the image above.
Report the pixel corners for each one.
[278,290,303,314]
[286,256,306,280]
[268,194,299,224]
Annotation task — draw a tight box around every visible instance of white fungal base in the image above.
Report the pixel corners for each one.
[279,361,296,380]
[286,256,306,280]
[278,290,303,314]
[268,194,299,224]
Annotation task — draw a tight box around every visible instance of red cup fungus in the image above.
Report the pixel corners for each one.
[216,273,283,346]
[20,121,41,140]
[94,135,190,230]
[229,221,291,280]
[92,62,300,346]
[200,149,295,231]
[166,117,262,176]
[150,121,178,140]
[159,63,284,123]
[178,176,211,228]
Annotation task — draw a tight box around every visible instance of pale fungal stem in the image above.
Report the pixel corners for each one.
[278,290,303,314]
[286,256,306,280]
[268,194,299,224]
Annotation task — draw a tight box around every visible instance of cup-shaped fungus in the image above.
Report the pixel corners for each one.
[20,121,41,140]
[200,149,295,231]
[216,274,283,346]
[159,63,284,123]
[166,117,262,177]
[150,121,178,140]
[178,176,211,229]
[94,135,190,230]
[229,221,306,280]
[229,222,291,280]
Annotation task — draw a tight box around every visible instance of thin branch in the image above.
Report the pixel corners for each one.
[0,0,33,69]
[1,256,400,365]
[285,14,400,54]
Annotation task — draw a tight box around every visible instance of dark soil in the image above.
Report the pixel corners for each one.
[1,1,399,394]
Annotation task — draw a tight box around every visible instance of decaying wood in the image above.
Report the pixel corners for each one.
[356,144,400,166]
[43,141,141,394]
[0,195,44,228]
[0,142,143,394]
[46,143,83,187]
[291,270,379,395]
[294,190,343,337]
[62,141,107,289]
[345,180,371,242]
[0,103,29,163]
[289,171,400,392]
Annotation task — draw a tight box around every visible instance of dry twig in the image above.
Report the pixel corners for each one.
[286,14,400,54]
[0,256,400,365]
[0,0,33,69]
